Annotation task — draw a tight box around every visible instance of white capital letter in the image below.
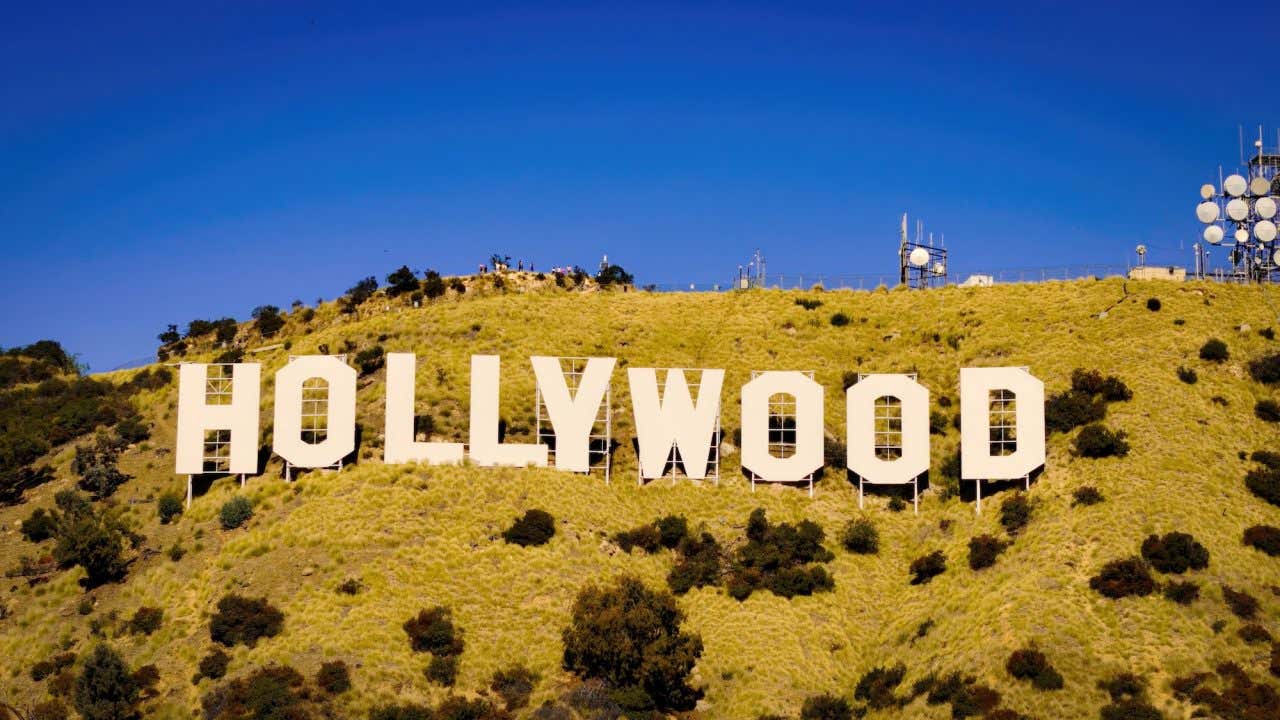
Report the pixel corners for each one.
[531,356,615,472]
[273,356,357,468]
[960,367,1045,480]
[469,355,548,467]
[629,368,724,479]
[740,371,824,482]
[384,353,464,465]
[175,363,261,474]
[846,374,930,484]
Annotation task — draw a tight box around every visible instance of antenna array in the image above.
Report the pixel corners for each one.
[898,213,948,289]
[1194,125,1280,282]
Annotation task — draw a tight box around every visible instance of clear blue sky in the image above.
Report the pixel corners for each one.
[2,1,1276,370]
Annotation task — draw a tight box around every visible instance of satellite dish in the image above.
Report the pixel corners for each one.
[1204,225,1224,244]
[1256,220,1278,243]
[909,247,929,267]
[1251,176,1271,196]
[1235,228,1250,243]
[932,262,946,275]
[1136,244,1147,255]
[1224,174,1248,197]
[1272,176,1280,196]
[1200,183,1216,200]
[1196,201,1220,223]
[1274,249,1280,265]
[1226,198,1249,221]
[1257,196,1278,220]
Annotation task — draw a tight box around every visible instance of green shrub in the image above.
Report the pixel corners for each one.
[126,606,163,636]
[1177,366,1197,384]
[800,693,853,720]
[854,663,905,709]
[385,265,419,296]
[795,298,823,310]
[613,523,662,553]
[1248,352,1280,384]
[1141,532,1209,574]
[562,575,703,711]
[72,644,141,720]
[29,700,68,720]
[655,515,689,549]
[157,492,183,524]
[829,312,850,327]
[316,660,351,694]
[51,491,129,587]
[1071,368,1132,402]
[1238,623,1272,645]
[31,652,76,681]
[1089,558,1154,598]
[425,654,458,686]
[667,532,723,595]
[1072,486,1104,506]
[1163,580,1199,605]
[840,518,879,554]
[1200,338,1229,362]
[209,594,284,647]
[1044,390,1106,433]
[435,696,503,720]
[251,305,285,336]
[21,507,57,542]
[1073,424,1129,458]
[1146,298,1161,311]
[355,346,385,376]
[1245,460,1280,507]
[1006,648,1064,690]
[998,492,1031,535]
[1255,399,1280,422]
[490,665,538,710]
[968,535,1009,570]
[909,550,946,585]
[502,509,555,547]
[197,648,229,681]
[369,704,433,720]
[1243,525,1280,556]
[218,496,253,530]
[200,665,307,720]
[403,606,463,656]
[1221,585,1258,619]
[725,509,835,600]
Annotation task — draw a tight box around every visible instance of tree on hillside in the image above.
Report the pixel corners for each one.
[52,490,130,587]
[72,435,130,499]
[422,270,446,300]
[341,276,379,314]
[251,306,284,337]
[386,265,419,297]
[73,644,142,720]
[596,264,634,286]
[157,325,180,345]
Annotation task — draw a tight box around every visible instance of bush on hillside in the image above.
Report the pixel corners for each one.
[725,509,835,600]
[999,492,1031,535]
[1221,585,1258,619]
[854,663,905,709]
[799,693,852,720]
[126,607,163,636]
[1245,460,1280,507]
[1089,558,1155,598]
[614,516,687,554]
[795,297,823,310]
[1006,648,1064,690]
[200,665,311,720]
[1255,399,1280,422]
[315,661,350,694]
[72,436,131,500]
[840,518,879,554]
[1072,486,1104,506]
[1043,390,1106,433]
[157,492,183,524]
[385,265,419,297]
[968,535,1009,570]
[209,594,284,647]
[502,509,555,547]
[1200,338,1229,362]
[596,264,634,286]
[403,606,463,657]
[197,648,229,681]
[251,305,285,337]
[1163,581,1200,605]
[491,665,538,711]
[218,496,253,530]
[21,507,57,542]
[425,654,459,686]
[1243,525,1280,556]
[369,704,433,720]
[1248,352,1280,384]
[355,346,385,376]
[1073,424,1130,458]
[1071,368,1132,402]
[1177,365,1197,384]
[1146,298,1161,311]
[51,491,130,587]
[830,312,850,327]
[909,551,947,585]
[562,575,703,711]
[73,644,142,720]
[1238,624,1273,645]
[667,532,723,595]
[1140,532,1209,574]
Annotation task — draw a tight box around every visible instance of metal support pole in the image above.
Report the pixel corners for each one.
[976,479,982,515]
[186,475,193,509]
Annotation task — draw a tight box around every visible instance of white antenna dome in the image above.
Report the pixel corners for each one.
[908,247,930,267]
[932,262,946,275]
[1196,201,1220,223]
[1235,228,1250,243]
[1256,196,1277,219]
[1200,183,1216,200]
[1226,198,1249,221]
[1274,249,1280,265]
[1224,174,1248,197]
[1252,176,1273,196]
[1203,225,1224,244]
[1255,219,1278,243]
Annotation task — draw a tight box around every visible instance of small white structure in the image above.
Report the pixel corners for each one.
[960,274,995,288]
[1127,266,1186,281]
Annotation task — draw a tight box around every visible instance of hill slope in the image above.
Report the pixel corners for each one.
[3,277,1280,719]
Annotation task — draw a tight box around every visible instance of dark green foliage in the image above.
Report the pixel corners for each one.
[422,270,447,300]
[197,648,230,681]
[968,534,1009,570]
[32,652,77,681]
[449,277,466,294]
[250,305,285,337]
[21,507,57,541]
[655,516,688,549]
[1245,455,1280,507]
[1248,352,1280,384]
[1073,424,1129,458]
[403,606,463,656]
[1089,558,1155,598]
[1221,585,1258,619]
[1005,648,1063,690]
[830,312,850,327]
[596,264,634,286]
[1200,338,1229,362]
[1099,701,1163,720]
[491,665,538,710]
[29,700,68,720]
[1044,390,1106,433]
[1072,486,1104,506]
[1176,366,1197,384]
[355,346,385,376]
[341,276,379,313]
[614,523,662,553]
[887,496,907,512]
[1173,663,1280,720]
[999,492,1031,535]
[795,298,823,310]
[1261,327,1276,340]
[924,674,1001,719]
[1255,399,1280,422]
[219,496,253,530]
[435,696,506,720]
[72,435,131,499]
[73,644,141,720]
[1243,525,1280,556]
[212,348,241,365]
[369,704,433,720]
[127,606,163,635]
[1146,297,1161,311]
[386,265,419,296]
[425,654,459,686]
[114,414,150,444]
[930,409,949,435]
[667,532,723,594]
[209,594,284,647]
[854,663,905,709]
[909,550,947,585]
[1071,369,1132,402]
[200,665,309,720]
[157,492,183,524]
[1097,673,1160,720]
[562,575,703,711]
[799,693,853,720]
[1140,532,1209,574]
[51,491,129,587]
[502,509,555,547]
[1162,581,1199,605]
[840,518,879,554]
[1238,623,1272,645]
[0,340,76,387]
[725,509,835,600]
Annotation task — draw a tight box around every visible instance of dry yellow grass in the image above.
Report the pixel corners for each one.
[2,277,1280,718]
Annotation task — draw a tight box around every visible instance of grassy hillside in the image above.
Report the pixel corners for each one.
[3,276,1280,719]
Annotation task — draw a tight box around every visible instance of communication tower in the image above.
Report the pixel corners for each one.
[898,213,948,289]
[735,249,767,289]
[1193,126,1280,282]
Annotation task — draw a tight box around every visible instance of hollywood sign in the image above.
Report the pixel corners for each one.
[174,355,1044,491]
